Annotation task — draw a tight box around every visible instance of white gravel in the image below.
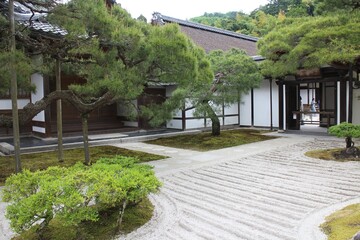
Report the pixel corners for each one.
[1,133,360,240]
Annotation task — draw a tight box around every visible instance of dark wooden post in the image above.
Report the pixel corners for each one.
[269,78,273,130]
[278,80,284,131]
[348,65,353,123]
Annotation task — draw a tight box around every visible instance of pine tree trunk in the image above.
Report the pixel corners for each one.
[9,0,21,173]
[212,118,221,136]
[82,114,91,165]
[345,136,353,149]
[204,103,220,136]
[56,59,64,162]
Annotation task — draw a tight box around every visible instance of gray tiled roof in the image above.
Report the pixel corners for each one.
[157,13,259,42]
[153,12,260,56]
[20,20,67,36]
[1,0,67,37]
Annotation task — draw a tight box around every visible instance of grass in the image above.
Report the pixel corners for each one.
[0,145,167,185]
[320,203,360,240]
[305,148,360,162]
[146,128,276,151]
[13,197,154,240]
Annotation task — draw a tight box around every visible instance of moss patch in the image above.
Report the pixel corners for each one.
[13,197,154,240]
[0,145,166,186]
[321,203,360,240]
[305,148,360,162]
[146,129,276,151]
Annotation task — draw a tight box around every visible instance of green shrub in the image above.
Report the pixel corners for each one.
[328,122,360,138]
[329,122,360,150]
[1,156,162,237]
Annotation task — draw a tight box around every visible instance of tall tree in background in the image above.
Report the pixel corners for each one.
[191,48,262,136]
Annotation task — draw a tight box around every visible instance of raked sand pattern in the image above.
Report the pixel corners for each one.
[122,138,360,240]
[1,135,360,240]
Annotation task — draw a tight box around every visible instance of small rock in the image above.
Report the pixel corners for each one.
[353,231,360,240]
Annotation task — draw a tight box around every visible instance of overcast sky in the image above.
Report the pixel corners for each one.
[118,0,269,21]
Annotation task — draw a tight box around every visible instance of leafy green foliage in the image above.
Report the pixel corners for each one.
[0,145,166,186]
[0,34,34,96]
[46,0,213,126]
[190,0,357,40]
[2,156,162,235]
[0,0,59,96]
[187,48,262,135]
[328,122,360,138]
[207,48,262,104]
[258,11,360,78]
[12,197,154,240]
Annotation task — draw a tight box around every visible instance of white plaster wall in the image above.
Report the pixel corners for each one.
[172,109,182,118]
[224,103,238,115]
[254,80,271,127]
[272,82,279,128]
[0,99,30,110]
[31,73,45,122]
[205,118,213,128]
[300,89,309,105]
[186,119,205,129]
[167,119,182,129]
[352,88,360,124]
[224,116,238,125]
[218,117,224,126]
[239,92,252,126]
[32,126,45,134]
[185,108,197,118]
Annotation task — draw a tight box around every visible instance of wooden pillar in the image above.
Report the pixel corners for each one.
[222,101,225,126]
[278,81,284,131]
[340,80,347,123]
[181,109,186,131]
[348,66,353,123]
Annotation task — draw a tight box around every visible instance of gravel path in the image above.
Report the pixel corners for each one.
[1,134,360,240]
[120,136,360,240]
